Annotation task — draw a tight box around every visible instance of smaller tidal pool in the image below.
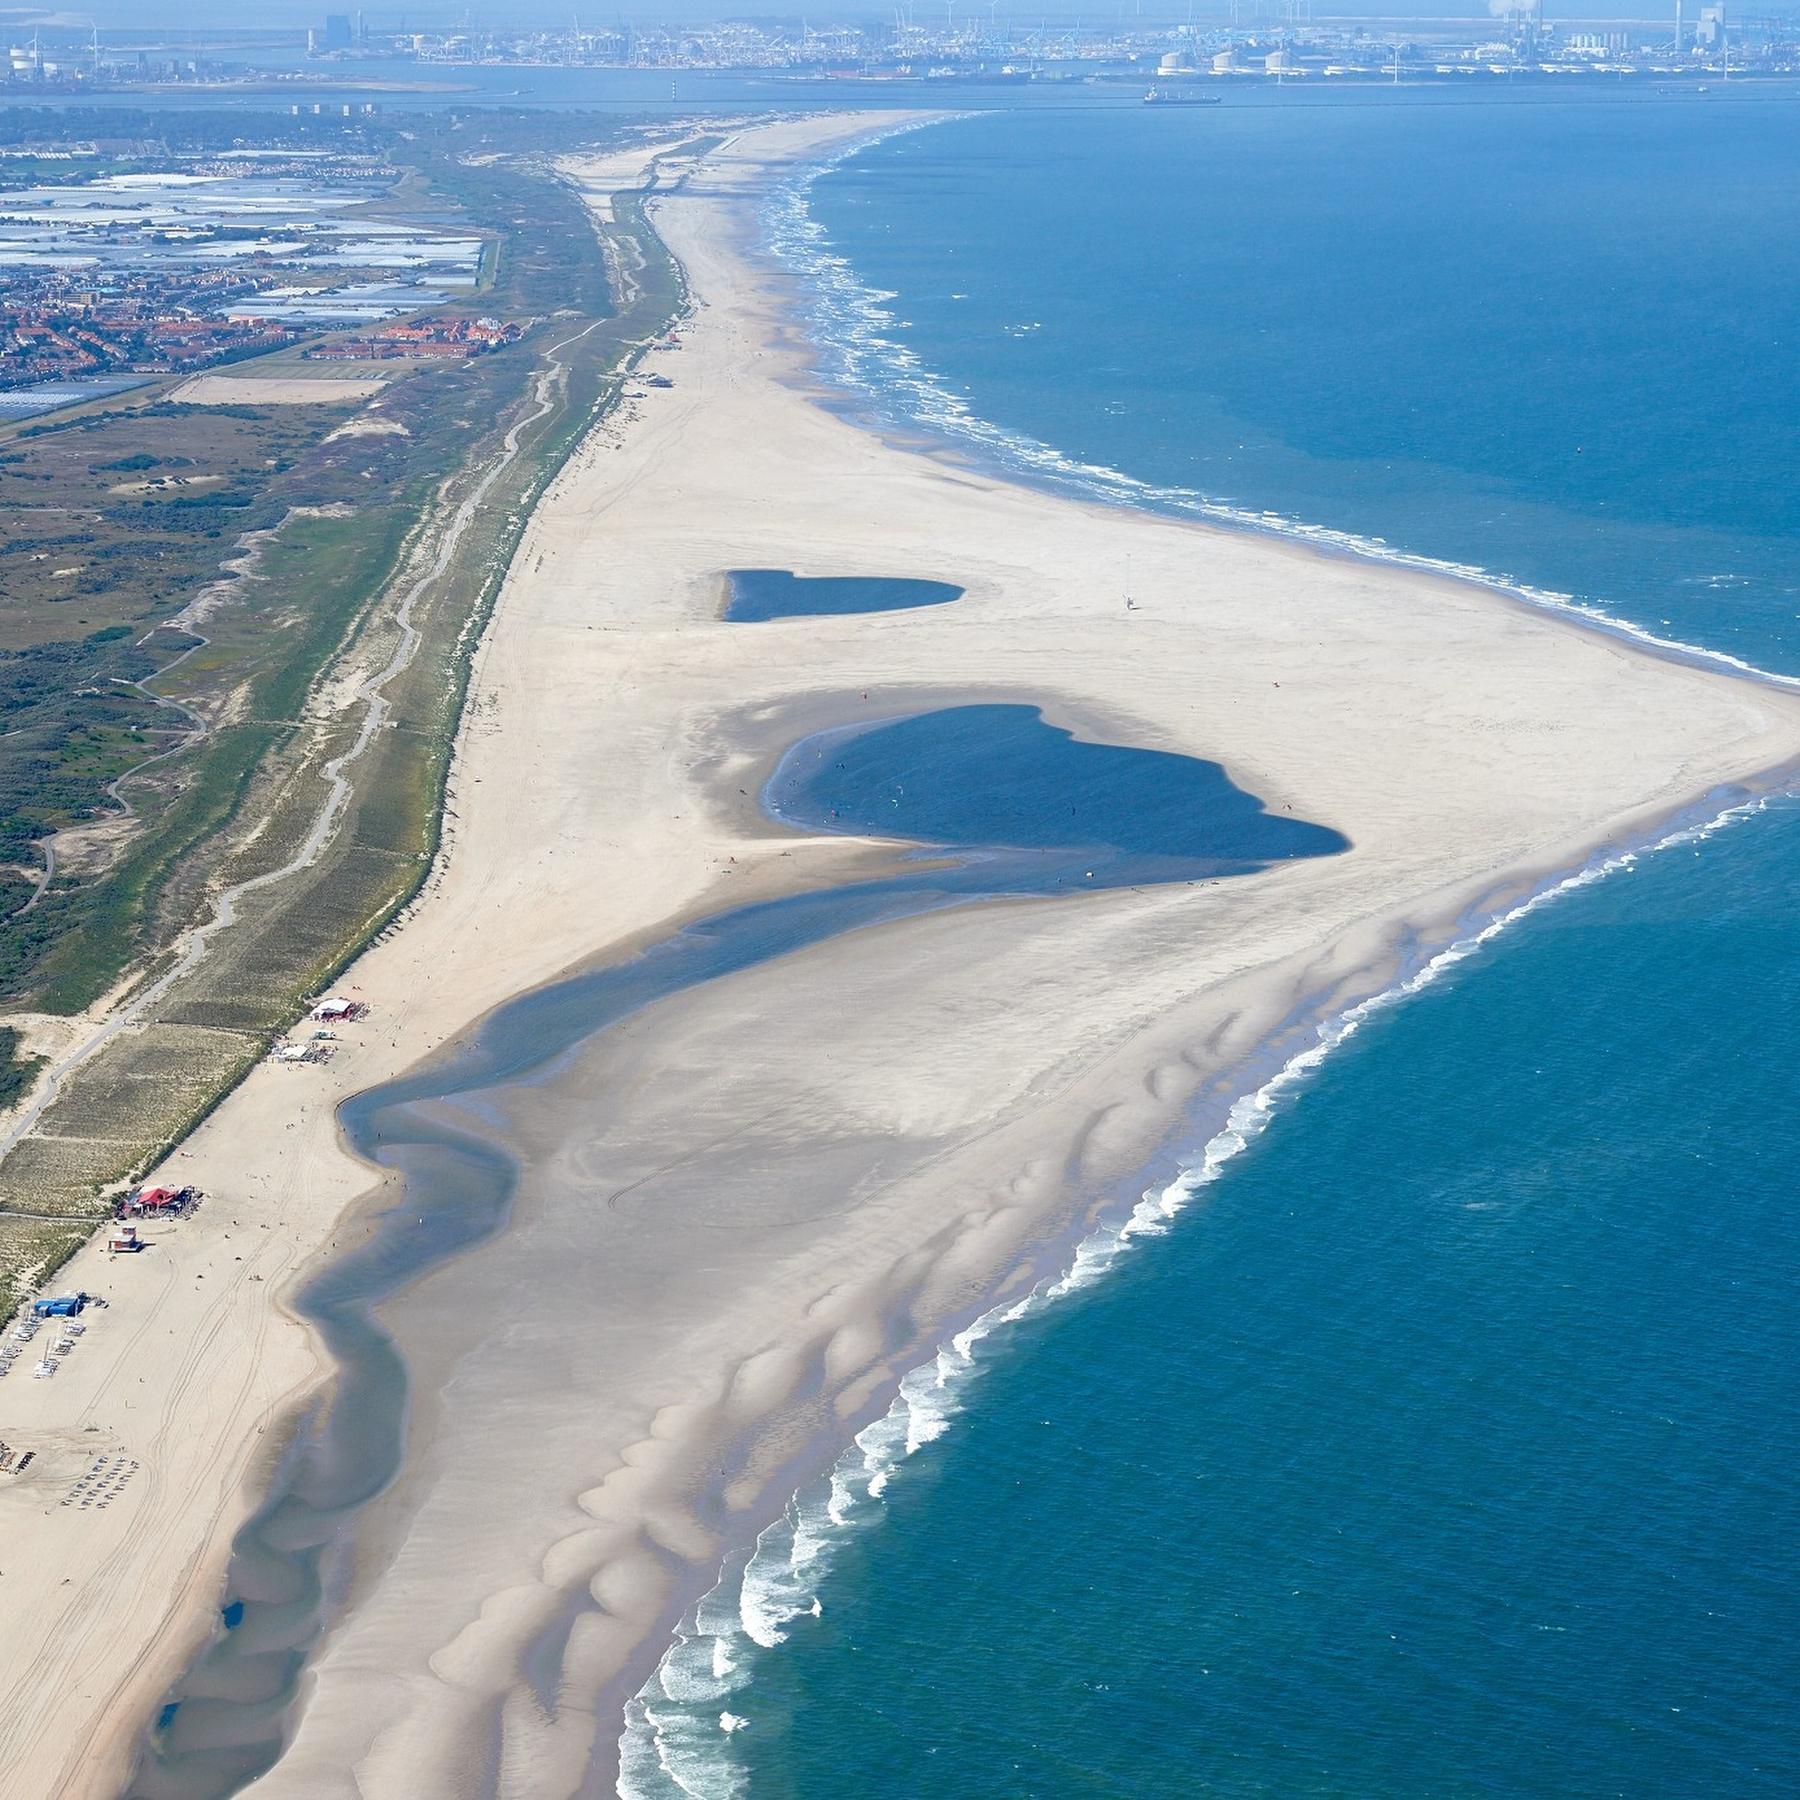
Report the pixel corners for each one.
[724,569,965,621]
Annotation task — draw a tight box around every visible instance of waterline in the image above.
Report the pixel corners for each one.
[618,782,1788,1797]
[608,123,1800,1798]
[763,128,1800,701]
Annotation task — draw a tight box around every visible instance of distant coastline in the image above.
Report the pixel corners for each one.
[109,75,478,93]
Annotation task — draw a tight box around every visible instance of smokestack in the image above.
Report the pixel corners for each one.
[1675,0,1683,50]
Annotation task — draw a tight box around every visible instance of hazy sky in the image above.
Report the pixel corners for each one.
[2,0,1686,37]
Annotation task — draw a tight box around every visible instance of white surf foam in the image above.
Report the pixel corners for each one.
[615,785,1776,1798]
[762,125,1800,701]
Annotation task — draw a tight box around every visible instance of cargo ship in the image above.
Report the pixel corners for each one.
[1143,86,1222,104]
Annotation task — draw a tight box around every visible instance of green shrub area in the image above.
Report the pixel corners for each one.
[0,107,696,1313]
[0,1026,45,1113]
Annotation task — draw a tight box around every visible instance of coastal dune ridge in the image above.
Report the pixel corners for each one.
[2,109,1799,1800]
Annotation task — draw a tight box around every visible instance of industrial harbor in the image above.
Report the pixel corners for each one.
[3,5,1798,95]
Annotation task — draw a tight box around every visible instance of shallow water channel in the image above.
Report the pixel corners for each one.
[126,703,1344,1796]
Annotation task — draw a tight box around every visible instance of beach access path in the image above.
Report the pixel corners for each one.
[2,113,1798,1798]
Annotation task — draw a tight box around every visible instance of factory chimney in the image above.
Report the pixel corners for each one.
[1674,0,1683,50]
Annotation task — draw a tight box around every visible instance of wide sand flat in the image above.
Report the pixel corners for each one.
[2,112,1798,1797]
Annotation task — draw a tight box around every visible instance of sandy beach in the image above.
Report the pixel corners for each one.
[3,110,1800,1797]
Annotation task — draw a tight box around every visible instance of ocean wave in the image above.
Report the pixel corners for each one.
[615,783,1777,1798]
[761,124,1800,700]
[614,130,1800,1799]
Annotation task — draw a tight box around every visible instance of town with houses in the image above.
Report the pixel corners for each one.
[0,138,522,404]
[2,276,524,396]
[1,271,308,394]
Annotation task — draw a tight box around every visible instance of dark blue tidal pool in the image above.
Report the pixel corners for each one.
[724,569,964,621]
[768,704,1345,880]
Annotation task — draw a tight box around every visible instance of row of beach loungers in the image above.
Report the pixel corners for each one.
[61,1454,139,1512]
[1,1311,88,1380]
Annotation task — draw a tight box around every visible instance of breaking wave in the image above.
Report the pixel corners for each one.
[615,781,1774,1798]
[759,122,1800,700]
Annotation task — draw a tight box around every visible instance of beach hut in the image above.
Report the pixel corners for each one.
[310,996,358,1022]
[119,1184,196,1218]
[32,1293,86,1318]
[107,1224,143,1255]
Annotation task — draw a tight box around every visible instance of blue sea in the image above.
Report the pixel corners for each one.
[623,95,1800,1796]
